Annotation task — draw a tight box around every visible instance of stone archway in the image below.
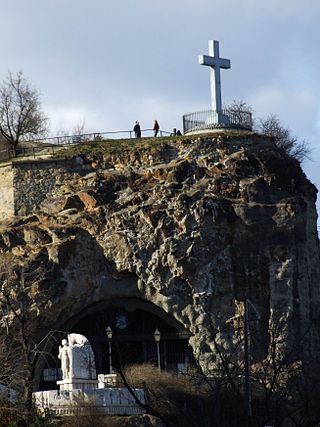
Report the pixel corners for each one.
[39,298,192,391]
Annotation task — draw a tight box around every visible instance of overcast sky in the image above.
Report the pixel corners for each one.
[1,0,320,217]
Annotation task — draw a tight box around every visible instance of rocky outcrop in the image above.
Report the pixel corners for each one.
[0,133,319,370]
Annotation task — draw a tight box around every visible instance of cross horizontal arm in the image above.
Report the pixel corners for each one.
[198,54,231,69]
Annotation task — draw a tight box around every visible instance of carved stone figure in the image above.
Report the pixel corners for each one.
[68,333,89,347]
[58,333,96,381]
[58,339,71,380]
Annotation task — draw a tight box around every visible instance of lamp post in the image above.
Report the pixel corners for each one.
[244,298,260,422]
[105,326,113,374]
[154,328,161,372]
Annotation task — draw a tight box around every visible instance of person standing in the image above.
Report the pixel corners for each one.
[133,121,141,138]
[153,120,160,137]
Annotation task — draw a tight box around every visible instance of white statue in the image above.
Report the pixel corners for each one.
[58,333,96,381]
[68,333,89,347]
[58,339,71,380]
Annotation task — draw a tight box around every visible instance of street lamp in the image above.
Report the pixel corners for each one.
[153,328,161,372]
[244,298,260,421]
[105,326,113,374]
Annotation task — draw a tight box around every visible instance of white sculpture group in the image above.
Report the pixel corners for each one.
[34,332,145,416]
[58,333,96,381]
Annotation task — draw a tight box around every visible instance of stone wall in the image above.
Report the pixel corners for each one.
[0,158,93,219]
[0,165,14,221]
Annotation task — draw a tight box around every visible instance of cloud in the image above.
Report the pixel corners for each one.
[44,105,103,135]
[249,85,318,136]
[45,95,191,136]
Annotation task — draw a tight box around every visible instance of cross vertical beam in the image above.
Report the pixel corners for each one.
[210,41,221,113]
[199,40,231,119]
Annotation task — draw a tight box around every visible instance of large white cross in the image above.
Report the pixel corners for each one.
[198,40,231,113]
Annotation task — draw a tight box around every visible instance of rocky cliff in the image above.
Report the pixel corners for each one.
[0,133,319,370]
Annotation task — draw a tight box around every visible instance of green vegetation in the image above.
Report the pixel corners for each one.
[0,131,272,166]
[52,131,256,160]
[52,136,181,159]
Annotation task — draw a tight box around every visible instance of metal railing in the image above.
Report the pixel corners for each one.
[0,145,65,162]
[26,128,171,146]
[183,109,252,134]
[0,128,172,162]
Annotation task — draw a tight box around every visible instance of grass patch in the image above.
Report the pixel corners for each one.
[52,136,175,159]
[0,131,262,164]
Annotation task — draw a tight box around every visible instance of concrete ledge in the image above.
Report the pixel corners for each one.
[57,379,98,392]
[33,387,145,416]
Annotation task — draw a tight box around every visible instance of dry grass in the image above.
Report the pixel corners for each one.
[52,137,172,160]
[61,414,163,427]
[121,364,215,427]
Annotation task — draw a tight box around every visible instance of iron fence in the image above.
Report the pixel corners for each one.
[183,109,252,134]
[26,128,171,146]
[0,145,65,162]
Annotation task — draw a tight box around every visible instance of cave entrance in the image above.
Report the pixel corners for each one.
[40,299,193,391]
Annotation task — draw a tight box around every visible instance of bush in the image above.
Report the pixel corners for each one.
[121,364,245,427]
[0,397,51,427]
[258,114,310,162]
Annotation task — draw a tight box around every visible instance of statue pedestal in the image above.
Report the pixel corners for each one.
[33,387,146,416]
[98,373,118,388]
[57,379,98,392]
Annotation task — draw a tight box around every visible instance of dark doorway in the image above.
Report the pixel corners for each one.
[39,301,193,390]
[75,305,191,373]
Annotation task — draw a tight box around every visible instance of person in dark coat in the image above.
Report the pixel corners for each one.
[133,121,141,138]
[153,120,160,137]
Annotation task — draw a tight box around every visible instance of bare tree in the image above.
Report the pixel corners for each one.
[71,118,88,144]
[225,100,253,116]
[72,118,86,136]
[0,71,48,153]
[258,114,310,162]
[226,100,311,163]
[0,253,57,418]
[224,100,253,129]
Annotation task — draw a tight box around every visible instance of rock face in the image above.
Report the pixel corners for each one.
[0,133,319,370]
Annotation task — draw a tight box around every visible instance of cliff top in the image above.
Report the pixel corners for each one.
[0,131,274,168]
